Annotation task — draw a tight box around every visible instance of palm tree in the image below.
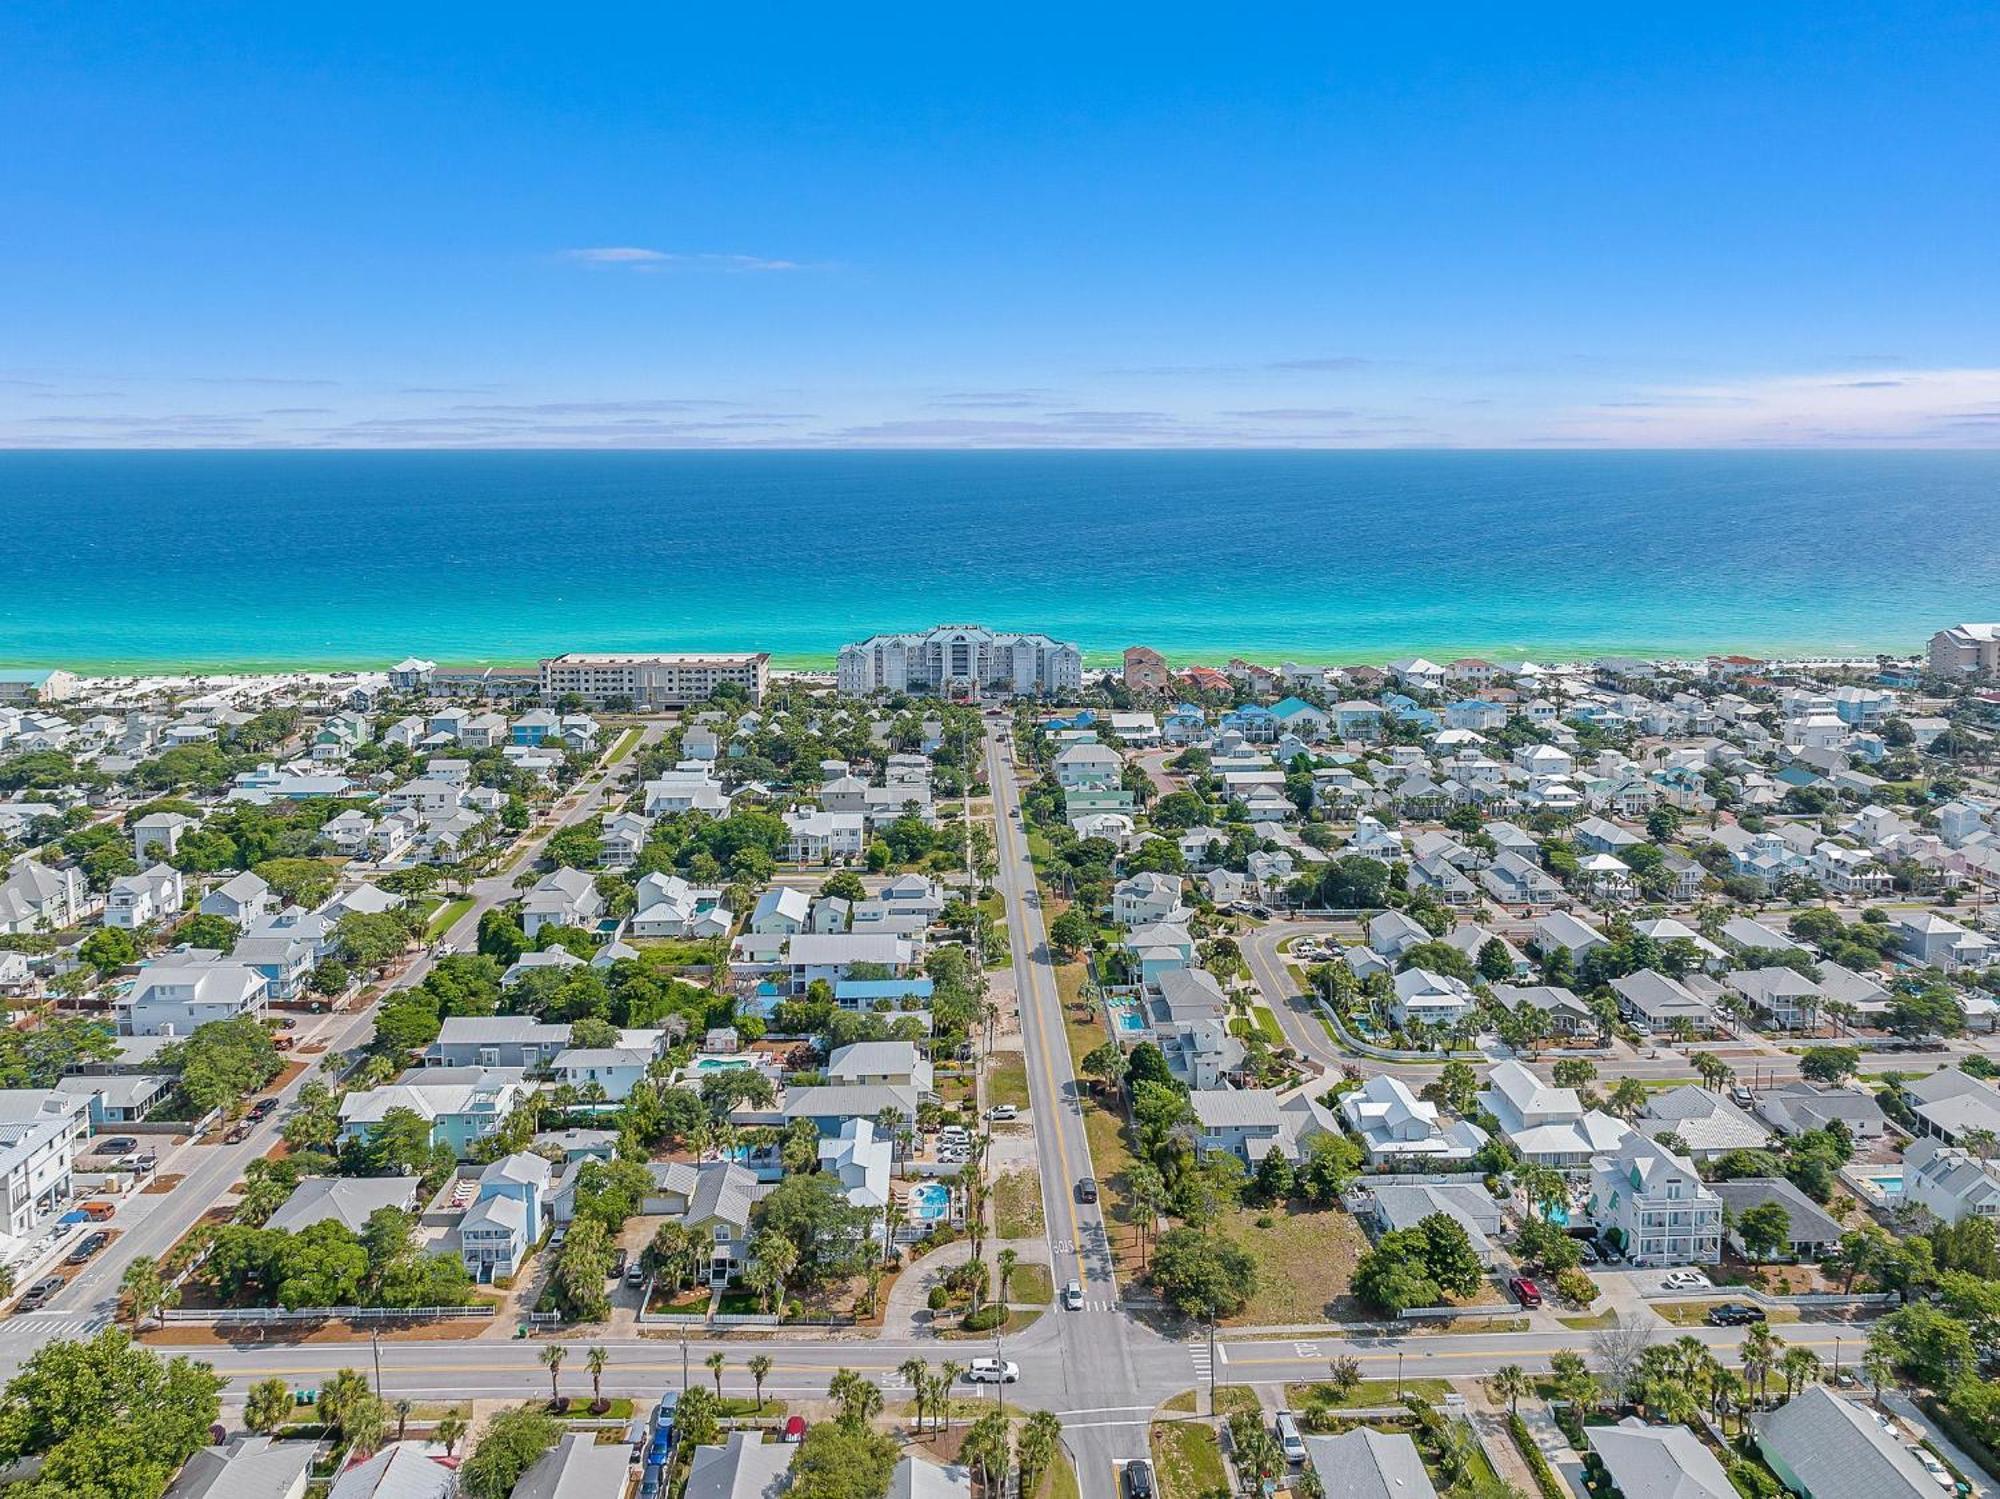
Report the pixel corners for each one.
[435,1408,468,1456]
[939,1362,966,1431]
[1017,1409,1065,1496]
[1742,1323,1781,1405]
[962,1410,1013,1499]
[118,1259,176,1329]
[748,1353,774,1412]
[244,1377,293,1435]
[1692,1051,1733,1090]
[882,1194,906,1265]
[899,1358,932,1431]
[587,1346,609,1413]
[393,1397,413,1443]
[342,1394,388,1459]
[997,1248,1018,1303]
[1607,1077,1649,1119]
[1489,1364,1531,1414]
[540,1343,567,1408]
[707,1351,728,1401]
[1779,1347,1821,1399]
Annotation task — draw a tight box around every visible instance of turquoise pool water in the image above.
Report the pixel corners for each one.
[692,1057,752,1072]
[1864,1170,1905,1199]
[910,1183,951,1222]
[1108,997,1148,1034]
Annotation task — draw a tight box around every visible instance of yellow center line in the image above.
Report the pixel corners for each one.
[991,735,1088,1286]
[1223,1333,1856,1368]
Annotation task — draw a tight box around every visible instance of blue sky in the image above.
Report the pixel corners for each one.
[3,3,1997,448]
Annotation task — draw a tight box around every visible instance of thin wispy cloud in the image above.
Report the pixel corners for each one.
[1221,407,1356,420]
[563,247,811,272]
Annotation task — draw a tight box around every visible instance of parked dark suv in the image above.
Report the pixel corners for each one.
[1707,1303,1766,1327]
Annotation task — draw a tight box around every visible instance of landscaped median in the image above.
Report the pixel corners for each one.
[1149,1418,1228,1499]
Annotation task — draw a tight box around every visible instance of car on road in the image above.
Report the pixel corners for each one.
[988,1104,1019,1121]
[1707,1303,1766,1326]
[653,1391,680,1427]
[1062,1280,1084,1311]
[248,1098,279,1121]
[966,1358,1019,1384]
[625,1261,647,1287]
[224,1122,252,1144]
[66,1232,109,1265]
[639,1465,663,1498]
[1507,1276,1542,1308]
[782,1416,807,1443]
[1661,1270,1711,1292]
[96,1136,138,1155]
[1075,1177,1098,1204]
[16,1276,65,1312]
[1122,1460,1155,1499]
[610,1249,629,1280]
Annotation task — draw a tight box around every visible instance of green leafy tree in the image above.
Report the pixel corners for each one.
[1148,1227,1258,1319]
[457,1406,562,1499]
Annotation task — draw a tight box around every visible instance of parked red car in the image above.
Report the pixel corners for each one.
[1508,1276,1543,1308]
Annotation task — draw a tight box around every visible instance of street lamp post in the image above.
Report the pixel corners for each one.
[1396,1349,1404,1401]
[1834,1336,1842,1384]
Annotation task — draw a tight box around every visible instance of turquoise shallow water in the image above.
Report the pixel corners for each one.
[1,449,1996,670]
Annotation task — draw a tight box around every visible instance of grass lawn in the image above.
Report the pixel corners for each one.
[1150,1421,1227,1499]
[1558,1309,1622,1330]
[1217,1205,1369,1325]
[987,930,1013,969]
[425,898,474,940]
[938,1306,1044,1338]
[1035,1441,1081,1499]
[1245,1006,1286,1045]
[1080,1099,1147,1281]
[555,1397,636,1420]
[1160,1386,1259,1416]
[1656,1301,1799,1327]
[993,1171,1045,1240]
[604,725,644,764]
[987,1053,1031,1111]
[1288,1378,1452,1412]
[715,1395,789,1418]
[1007,1262,1054,1305]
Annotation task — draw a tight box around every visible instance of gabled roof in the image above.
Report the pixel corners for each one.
[1587,1418,1734,1499]
[1753,1386,1935,1499]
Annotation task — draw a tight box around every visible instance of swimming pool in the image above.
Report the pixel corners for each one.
[1108,997,1148,1034]
[1862,1170,1905,1201]
[690,1056,752,1073]
[909,1183,952,1222]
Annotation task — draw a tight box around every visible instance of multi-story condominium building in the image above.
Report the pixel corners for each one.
[1931,624,2000,677]
[538,651,769,708]
[1123,646,1171,694]
[835,625,1082,697]
[1586,1133,1722,1266]
[0,1089,90,1240]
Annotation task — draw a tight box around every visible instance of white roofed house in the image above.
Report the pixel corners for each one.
[427,1016,572,1069]
[818,1117,893,1211]
[118,960,269,1036]
[784,809,867,862]
[199,869,273,928]
[1902,1066,2000,1144]
[749,885,811,936]
[1609,968,1716,1034]
[552,1044,658,1102]
[338,1066,535,1157]
[629,872,729,939]
[1479,1059,1631,1169]
[455,1151,553,1281]
[1586,1132,1721,1266]
[1407,853,1478,906]
[520,866,606,940]
[1534,909,1607,960]
[1190,1086,1340,1165]
[1488,983,1594,1036]
[1054,741,1122,790]
[1301,1429,1438,1499]
[827,1039,933,1094]
[1903,1136,2000,1225]
[1389,967,1478,1029]
[1635,1084,1771,1158]
[0,1089,90,1241]
[0,859,90,934]
[132,810,198,862]
[1125,920,1197,988]
[1894,910,1998,970]
[1112,872,1187,928]
[781,932,913,993]
[643,1160,767,1283]
[1480,850,1565,909]
[1366,909,1430,962]
[103,864,184,929]
[1339,1073,1489,1166]
[1725,966,1825,1032]
[598,811,653,869]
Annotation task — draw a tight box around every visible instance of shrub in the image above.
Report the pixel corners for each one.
[1508,1412,1565,1499]
[1555,1268,1599,1306]
[926,1286,950,1312]
[960,1302,1008,1332]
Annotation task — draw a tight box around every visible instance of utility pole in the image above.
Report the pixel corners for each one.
[371,1329,383,1398]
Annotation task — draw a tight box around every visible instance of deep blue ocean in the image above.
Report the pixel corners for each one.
[1,450,1995,670]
